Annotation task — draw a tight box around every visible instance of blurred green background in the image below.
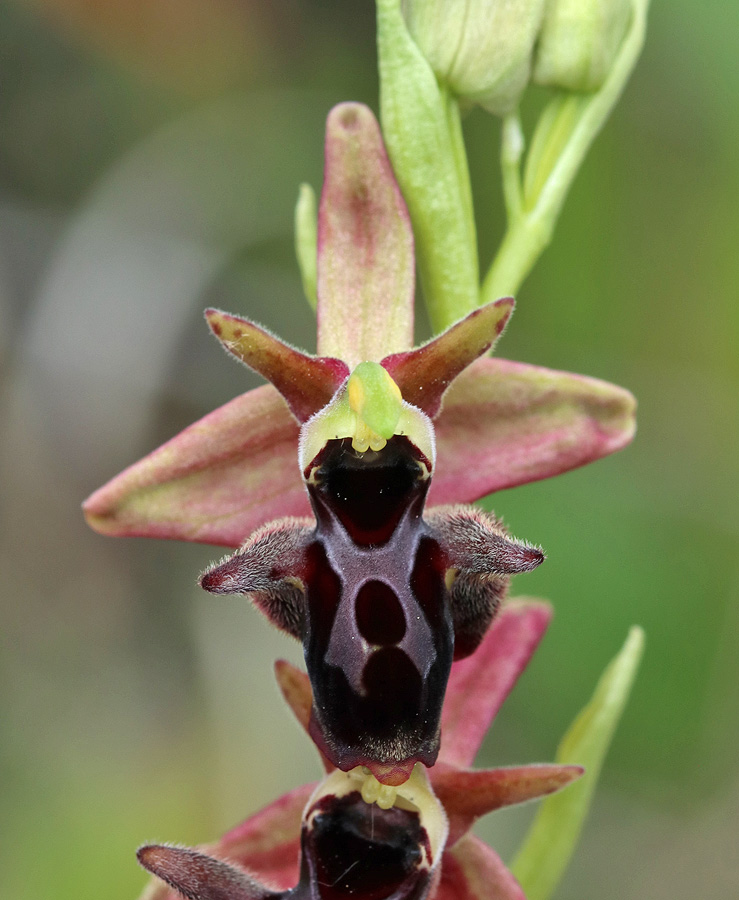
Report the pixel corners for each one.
[0,1,737,897]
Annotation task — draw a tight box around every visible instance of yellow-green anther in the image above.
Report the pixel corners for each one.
[348,362,403,442]
[360,770,383,805]
[299,368,434,474]
[533,0,632,93]
[402,0,547,116]
[294,183,318,311]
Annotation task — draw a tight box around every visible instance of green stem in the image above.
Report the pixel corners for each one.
[444,89,479,278]
[484,211,553,299]
[500,113,524,223]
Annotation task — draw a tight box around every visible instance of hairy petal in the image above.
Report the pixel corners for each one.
[205,308,348,423]
[433,764,584,846]
[381,297,513,418]
[83,385,310,548]
[428,505,544,575]
[429,357,637,505]
[200,519,313,639]
[437,835,525,900]
[317,102,414,366]
[427,505,545,659]
[440,600,552,767]
[137,845,275,900]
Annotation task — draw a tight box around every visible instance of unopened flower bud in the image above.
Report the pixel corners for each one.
[533,0,633,92]
[402,0,547,115]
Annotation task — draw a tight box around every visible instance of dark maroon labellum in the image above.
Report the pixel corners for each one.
[298,791,431,900]
[304,437,453,779]
[200,429,544,783]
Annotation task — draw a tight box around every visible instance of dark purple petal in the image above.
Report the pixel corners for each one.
[206,308,348,423]
[440,600,552,768]
[381,297,513,418]
[301,792,431,900]
[295,767,447,900]
[317,103,414,366]
[302,437,453,781]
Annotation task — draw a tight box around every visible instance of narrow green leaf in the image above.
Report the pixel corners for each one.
[511,626,645,900]
[481,0,651,303]
[294,182,318,311]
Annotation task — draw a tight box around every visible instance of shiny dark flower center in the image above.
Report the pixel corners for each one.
[304,791,430,900]
[303,437,453,773]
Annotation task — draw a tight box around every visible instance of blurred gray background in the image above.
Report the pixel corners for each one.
[1,1,737,897]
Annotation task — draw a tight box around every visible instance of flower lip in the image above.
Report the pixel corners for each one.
[304,764,448,866]
[301,436,454,782]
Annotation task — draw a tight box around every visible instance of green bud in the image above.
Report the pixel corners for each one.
[533,0,633,93]
[402,0,547,115]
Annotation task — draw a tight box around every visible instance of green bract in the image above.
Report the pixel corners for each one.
[376,0,480,332]
[512,627,645,900]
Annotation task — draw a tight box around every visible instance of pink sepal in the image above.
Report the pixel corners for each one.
[440,600,552,767]
[437,834,526,900]
[83,385,310,548]
[433,763,584,846]
[430,356,636,505]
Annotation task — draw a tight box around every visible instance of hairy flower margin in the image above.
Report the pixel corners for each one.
[84,100,641,900]
[137,602,583,900]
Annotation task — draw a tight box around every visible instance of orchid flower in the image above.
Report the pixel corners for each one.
[83,103,635,786]
[136,602,583,900]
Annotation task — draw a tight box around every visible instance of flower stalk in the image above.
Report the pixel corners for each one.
[82,2,651,895]
[482,0,652,302]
